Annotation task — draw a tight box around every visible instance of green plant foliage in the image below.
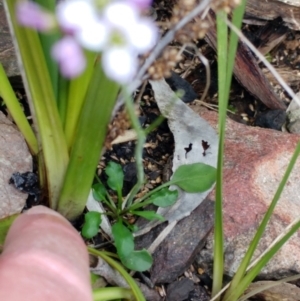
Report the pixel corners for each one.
[121,250,153,272]
[148,187,178,207]
[82,211,102,239]
[93,183,108,202]
[132,210,165,221]
[0,214,19,245]
[112,220,152,271]
[112,220,134,257]
[105,162,124,194]
[169,163,216,192]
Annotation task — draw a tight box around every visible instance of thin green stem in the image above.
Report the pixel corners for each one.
[122,181,171,214]
[212,10,228,299]
[93,287,134,301]
[122,88,146,208]
[88,248,146,301]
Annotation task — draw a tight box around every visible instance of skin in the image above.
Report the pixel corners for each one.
[0,206,93,301]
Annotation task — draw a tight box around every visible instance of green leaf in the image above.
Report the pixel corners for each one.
[132,210,165,221]
[112,221,134,257]
[148,187,178,207]
[169,163,216,193]
[0,214,19,245]
[92,183,108,201]
[88,248,146,301]
[105,162,124,193]
[82,211,101,239]
[121,250,153,272]
[57,65,119,220]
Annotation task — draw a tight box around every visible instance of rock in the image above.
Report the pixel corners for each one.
[166,278,194,301]
[193,107,300,279]
[286,107,300,133]
[0,112,32,218]
[165,72,198,103]
[187,285,210,301]
[135,197,214,284]
[122,162,137,195]
[254,109,286,131]
[243,281,300,301]
[0,0,20,77]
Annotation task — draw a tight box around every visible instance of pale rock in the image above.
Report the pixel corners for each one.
[0,0,20,77]
[194,107,300,279]
[0,112,32,218]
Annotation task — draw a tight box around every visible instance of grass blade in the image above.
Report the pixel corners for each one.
[58,65,119,220]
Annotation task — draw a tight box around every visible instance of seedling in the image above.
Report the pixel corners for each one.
[82,160,216,271]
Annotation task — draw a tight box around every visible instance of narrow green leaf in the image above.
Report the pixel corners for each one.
[92,183,108,202]
[0,214,19,246]
[132,210,165,221]
[169,163,216,192]
[121,250,153,272]
[82,211,101,239]
[0,63,38,154]
[112,221,134,257]
[148,187,178,207]
[34,0,59,99]
[88,248,146,301]
[5,0,69,210]
[57,64,119,220]
[64,50,95,150]
[105,161,124,193]
[93,287,134,301]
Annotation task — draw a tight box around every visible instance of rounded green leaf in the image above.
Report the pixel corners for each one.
[92,182,107,201]
[132,210,165,221]
[105,162,124,192]
[121,250,153,272]
[148,187,178,207]
[170,163,216,192]
[112,221,134,257]
[82,211,101,239]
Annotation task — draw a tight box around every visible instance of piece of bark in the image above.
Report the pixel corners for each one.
[263,67,300,86]
[245,0,300,30]
[205,10,286,110]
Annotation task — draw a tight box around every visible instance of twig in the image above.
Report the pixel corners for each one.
[225,18,300,107]
[178,43,211,103]
[129,0,213,94]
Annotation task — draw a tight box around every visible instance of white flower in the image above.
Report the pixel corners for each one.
[16,0,158,83]
[102,47,137,84]
[56,0,109,50]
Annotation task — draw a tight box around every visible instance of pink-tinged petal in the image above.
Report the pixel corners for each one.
[102,48,137,84]
[16,1,56,31]
[126,0,153,9]
[51,37,86,78]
